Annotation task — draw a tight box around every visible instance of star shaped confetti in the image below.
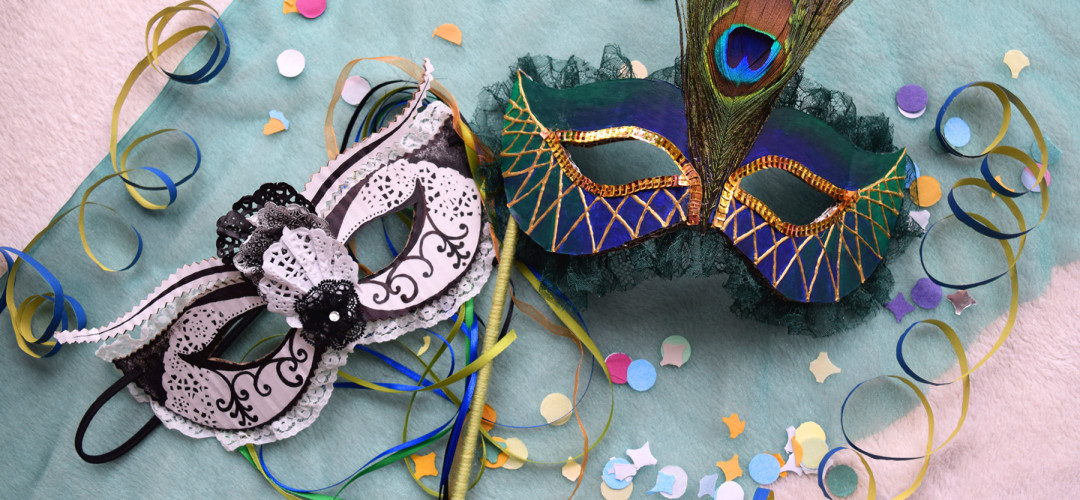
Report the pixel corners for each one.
[410,452,438,480]
[946,290,977,315]
[721,413,745,439]
[698,473,719,498]
[649,471,676,495]
[661,343,687,367]
[809,352,841,383]
[886,292,915,322]
[627,442,658,469]
[716,454,742,481]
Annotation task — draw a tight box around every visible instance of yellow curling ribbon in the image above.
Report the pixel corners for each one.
[830,82,1048,499]
[322,57,492,164]
[5,1,225,356]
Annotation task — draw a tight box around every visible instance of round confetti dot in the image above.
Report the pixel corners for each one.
[943,117,971,148]
[910,175,942,207]
[799,437,829,469]
[296,0,326,18]
[540,393,573,426]
[501,437,528,470]
[602,458,634,490]
[910,277,942,309]
[340,76,371,105]
[626,359,657,392]
[794,421,826,445]
[895,85,928,119]
[276,49,306,78]
[601,480,634,500]
[661,335,692,364]
[826,464,859,497]
[658,465,689,499]
[605,353,632,384]
[748,453,781,485]
[630,60,648,79]
[715,480,745,500]
[1029,138,1061,166]
[1020,165,1051,192]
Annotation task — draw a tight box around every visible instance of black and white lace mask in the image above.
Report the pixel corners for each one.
[55,61,494,452]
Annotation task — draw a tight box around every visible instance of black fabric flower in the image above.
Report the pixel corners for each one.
[294,279,365,349]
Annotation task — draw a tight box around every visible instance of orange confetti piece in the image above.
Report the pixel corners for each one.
[793,439,804,466]
[409,452,438,480]
[263,118,286,135]
[722,413,745,438]
[432,23,462,45]
[772,453,787,478]
[483,437,508,469]
[282,0,297,14]
[716,453,742,481]
[911,175,942,207]
[481,404,497,432]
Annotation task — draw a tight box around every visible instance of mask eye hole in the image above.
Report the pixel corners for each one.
[739,168,839,225]
[346,207,415,275]
[206,306,287,363]
[563,139,685,186]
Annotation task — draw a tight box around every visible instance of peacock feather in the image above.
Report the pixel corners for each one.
[679,0,854,218]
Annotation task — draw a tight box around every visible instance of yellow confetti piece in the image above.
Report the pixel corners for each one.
[1003,49,1030,79]
[501,437,528,470]
[721,413,745,438]
[601,481,634,500]
[262,118,286,135]
[794,421,827,446]
[799,437,828,469]
[561,457,581,481]
[409,452,438,480]
[432,23,462,45]
[539,392,573,426]
[416,334,431,356]
[282,0,297,14]
[716,454,742,481]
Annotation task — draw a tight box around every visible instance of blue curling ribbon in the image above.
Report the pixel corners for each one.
[816,446,849,499]
[439,316,480,495]
[118,130,201,191]
[0,247,88,356]
[161,13,230,84]
[260,309,480,495]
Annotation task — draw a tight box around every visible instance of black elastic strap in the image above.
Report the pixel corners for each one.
[75,368,161,464]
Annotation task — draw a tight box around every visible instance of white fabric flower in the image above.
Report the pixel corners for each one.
[258,227,360,332]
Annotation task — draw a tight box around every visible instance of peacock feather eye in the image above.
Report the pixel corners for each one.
[705,0,794,97]
[715,24,783,86]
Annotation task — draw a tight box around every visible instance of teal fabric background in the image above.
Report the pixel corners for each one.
[1,1,1076,497]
